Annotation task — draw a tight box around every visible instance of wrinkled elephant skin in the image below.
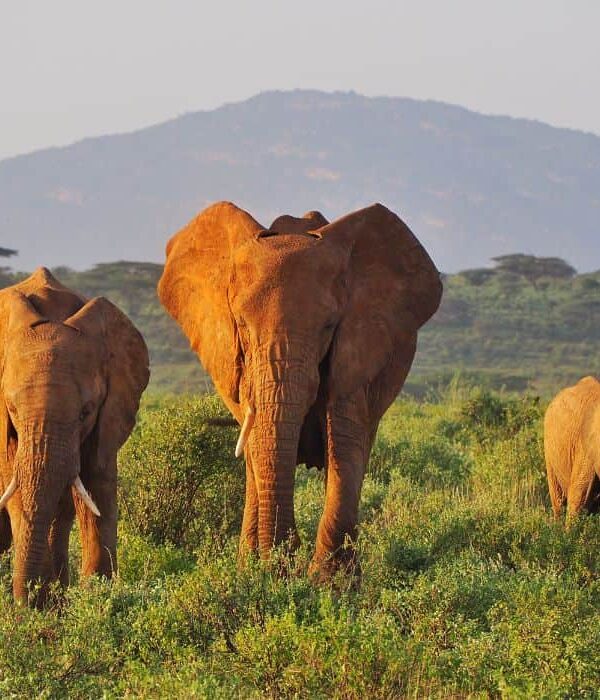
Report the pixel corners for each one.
[158,202,442,580]
[0,268,149,606]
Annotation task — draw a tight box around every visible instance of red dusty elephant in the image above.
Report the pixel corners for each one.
[158,202,442,580]
[0,268,149,606]
[544,376,600,522]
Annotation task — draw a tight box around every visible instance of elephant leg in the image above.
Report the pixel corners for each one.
[0,510,11,554]
[0,470,16,554]
[587,475,600,514]
[545,463,565,521]
[48,490,75,586]
[239,451,259,557]
[75,470,117,579]
[566,471,595,525]
[310,394,368,582]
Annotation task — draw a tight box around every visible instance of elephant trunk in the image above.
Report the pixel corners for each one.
[13,514,53,607]
[248,343,318,557]
[252,403,303,555]
[12,433,78,606]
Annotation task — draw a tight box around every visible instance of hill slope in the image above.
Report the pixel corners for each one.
[2,90,600,273]
[1,258,597,395]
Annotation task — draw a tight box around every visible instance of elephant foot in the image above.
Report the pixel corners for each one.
[15,579,56,610]
[256,530,301,577]
[237,538,259,568]
[308,546,361,588]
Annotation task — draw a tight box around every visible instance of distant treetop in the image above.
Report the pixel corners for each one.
[491,254,576,282]
[0,247,17,258]
[457,253,579,287]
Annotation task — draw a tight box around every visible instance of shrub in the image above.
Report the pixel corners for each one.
[459,388,542,443]
[118,395,244,549]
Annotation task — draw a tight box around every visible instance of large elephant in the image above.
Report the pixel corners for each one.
[0,268,149,606]
[544,376,600,521]
[158,202,442,579]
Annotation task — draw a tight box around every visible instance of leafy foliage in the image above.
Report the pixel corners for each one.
[491,253,576,282]
[1,388,600,696]
[119,395,243,548]
[414,257,600,396]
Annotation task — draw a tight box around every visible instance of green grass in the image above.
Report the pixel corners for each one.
[2,387,600,697]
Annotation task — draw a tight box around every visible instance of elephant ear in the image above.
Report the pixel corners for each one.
[320,203,442,400]
[0,293,11,481]
[158,201,264,413]
[0,290,49,480]
[65,298,149,470]
[269,211,329,235]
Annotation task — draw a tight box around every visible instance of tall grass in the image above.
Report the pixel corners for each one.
[2,387,600,697]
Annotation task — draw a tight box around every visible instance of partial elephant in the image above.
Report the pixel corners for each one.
[0,268,149,606]
[158,202,442,580]
[544,376,600,521]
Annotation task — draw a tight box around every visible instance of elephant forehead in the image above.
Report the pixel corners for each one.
[8,325,101,369]
[234,236,340,281]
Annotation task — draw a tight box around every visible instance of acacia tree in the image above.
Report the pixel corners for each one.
[492,254,576,287]
[0,247,17,258]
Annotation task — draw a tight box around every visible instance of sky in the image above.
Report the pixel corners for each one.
[0,1,599,161]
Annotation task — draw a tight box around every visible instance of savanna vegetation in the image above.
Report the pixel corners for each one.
[1,256,598,696]
[2,386,600,697]
[4,253,598,395]
[419,254,600,395]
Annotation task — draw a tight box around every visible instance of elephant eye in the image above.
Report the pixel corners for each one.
[79,403,94,422]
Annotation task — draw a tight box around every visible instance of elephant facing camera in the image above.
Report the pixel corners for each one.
[0,267,149,607]
[158,201,442,582]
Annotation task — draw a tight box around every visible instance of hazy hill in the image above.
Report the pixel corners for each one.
[2,258,597,395]
[2,90,599,273]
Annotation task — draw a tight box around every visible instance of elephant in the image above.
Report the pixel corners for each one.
[544,376,600,522]
[158,201,442,580]
[0,267,149,606]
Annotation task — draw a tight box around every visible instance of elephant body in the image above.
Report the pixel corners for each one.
[158,202,442,579]
[544,376,600,521]
[0,268,148,605]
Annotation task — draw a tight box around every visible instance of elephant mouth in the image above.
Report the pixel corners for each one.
[0,411,101,517]
[0,472,100,516]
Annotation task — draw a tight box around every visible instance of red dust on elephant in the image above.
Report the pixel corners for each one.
[158,201,442,581]
[0,268,149,606]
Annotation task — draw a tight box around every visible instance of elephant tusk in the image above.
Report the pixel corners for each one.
[73,476,101,517]
[0,476,17,510]
[235,407,255,458]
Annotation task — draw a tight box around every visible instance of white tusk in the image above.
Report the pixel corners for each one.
[235,407,255,458]
[73,476,101,517]
[0,476,17,510]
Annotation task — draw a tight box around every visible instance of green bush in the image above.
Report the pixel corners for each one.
[118,395,244,550]
[459,388,542,443]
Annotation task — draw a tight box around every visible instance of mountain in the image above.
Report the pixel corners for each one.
[2,90,599,273]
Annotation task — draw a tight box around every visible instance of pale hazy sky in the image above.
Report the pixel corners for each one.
[1,1,598,161]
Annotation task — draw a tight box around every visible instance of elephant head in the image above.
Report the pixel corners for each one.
[0,269,149,605]
[158,202,441,561]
